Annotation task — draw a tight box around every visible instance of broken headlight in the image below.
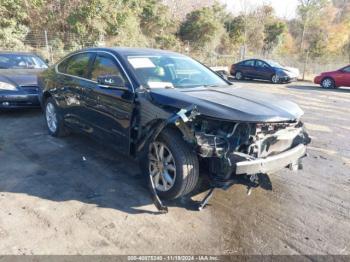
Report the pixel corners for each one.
[193,118,253,157]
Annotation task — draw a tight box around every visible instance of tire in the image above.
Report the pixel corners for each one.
[145,128,199,200]
[44,97,69,137]
[321,77,335,89]
[271,74,280,84]
[235,71,244,80]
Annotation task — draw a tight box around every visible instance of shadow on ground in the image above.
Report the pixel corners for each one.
[0,107,274,215]
[0,110,222,214]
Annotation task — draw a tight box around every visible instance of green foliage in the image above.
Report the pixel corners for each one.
[140,0,173,35]
[0,0,349,64]
[67,0,108,45]
[0,0,28,48]
[308,30,328,58]
[263,21,286,53]
[224,15,245,45]
[179,4,226,50]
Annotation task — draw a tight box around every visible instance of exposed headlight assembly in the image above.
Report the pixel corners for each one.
[0,81,17,91]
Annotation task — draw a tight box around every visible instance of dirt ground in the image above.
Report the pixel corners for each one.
[0,81,349,255]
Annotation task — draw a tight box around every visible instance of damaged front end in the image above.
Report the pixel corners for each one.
[192,118,311,188]
[134,90,311,212]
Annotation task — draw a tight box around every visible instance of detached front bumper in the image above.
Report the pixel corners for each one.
[235,144,306,175]
[0,92,40,109]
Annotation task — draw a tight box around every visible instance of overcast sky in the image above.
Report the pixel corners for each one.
[220,0,299,19]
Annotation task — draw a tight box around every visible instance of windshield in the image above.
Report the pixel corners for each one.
[0,54,48,69]
[126,55,228,88]
[266,60,283,68]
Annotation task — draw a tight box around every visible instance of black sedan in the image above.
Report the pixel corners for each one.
[0,52,48,109]
[230,59,300,84]
[38,47,310,203]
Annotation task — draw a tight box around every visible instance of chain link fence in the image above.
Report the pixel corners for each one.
[1,30,349,81]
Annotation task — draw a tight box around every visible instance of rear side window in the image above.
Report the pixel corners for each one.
[58,53,92,78]
[89,55,127,82]
[242,60,255,66]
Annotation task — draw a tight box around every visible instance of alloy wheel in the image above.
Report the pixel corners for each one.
[322,78,334,89]
[235,71,243,80]
[46,102,58,133]
[149,142,176,192]
[272,75,279,84]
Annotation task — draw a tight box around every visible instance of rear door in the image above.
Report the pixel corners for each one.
[55,52,95,130]
[240,60,256,78]
[83,52,135,153]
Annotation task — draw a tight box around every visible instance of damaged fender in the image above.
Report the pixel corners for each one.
[135,98,200,213]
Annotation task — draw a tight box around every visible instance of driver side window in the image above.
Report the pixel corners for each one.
[256,60,269,68]
[89,55,127,84]
[243,60,255,67]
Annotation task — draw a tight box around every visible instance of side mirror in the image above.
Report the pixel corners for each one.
[97,75,127,89]
[45,59,50,65]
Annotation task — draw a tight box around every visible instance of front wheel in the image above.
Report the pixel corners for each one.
[146,129,199,200]
[321,77,335,89]
[271,74,280,84]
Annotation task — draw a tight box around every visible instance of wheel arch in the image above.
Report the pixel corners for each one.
[134,117,196,158]
[42,91,53,105]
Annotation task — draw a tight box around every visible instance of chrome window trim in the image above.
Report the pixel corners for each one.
[55,50,135,92]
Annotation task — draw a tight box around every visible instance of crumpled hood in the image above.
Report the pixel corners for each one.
[0,69,43,87]
[149,86,304,123]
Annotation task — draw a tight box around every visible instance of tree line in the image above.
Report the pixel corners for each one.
[0,0,349,64]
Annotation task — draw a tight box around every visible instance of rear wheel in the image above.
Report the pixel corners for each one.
[44,97,69,137]
[235,71,243,80]
[146,129,199,200]
[321,77,335,89]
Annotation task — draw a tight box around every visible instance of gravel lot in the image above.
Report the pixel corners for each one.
[0,81,349,255]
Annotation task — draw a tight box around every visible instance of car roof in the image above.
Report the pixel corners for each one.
[240,58,270,62]
[77,47,184,57]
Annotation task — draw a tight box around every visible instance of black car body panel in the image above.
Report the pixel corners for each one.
[0,54,47,109]
[39,47,310,193]
[149,86,303,123]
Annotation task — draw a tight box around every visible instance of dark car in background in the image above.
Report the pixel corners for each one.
[314,65,350,89]
[0,52,48,109]
[230,59,300,84]
[38,47,310,200]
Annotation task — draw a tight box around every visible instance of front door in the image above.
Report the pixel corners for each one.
[83,52,135,153]
[255,60,273,80]
[340,66,350,87]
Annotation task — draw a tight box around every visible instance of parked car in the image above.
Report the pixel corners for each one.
[38,48,310,200]
[230,59,299,84]
[314,65,350,89]
[0,52,48,109]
